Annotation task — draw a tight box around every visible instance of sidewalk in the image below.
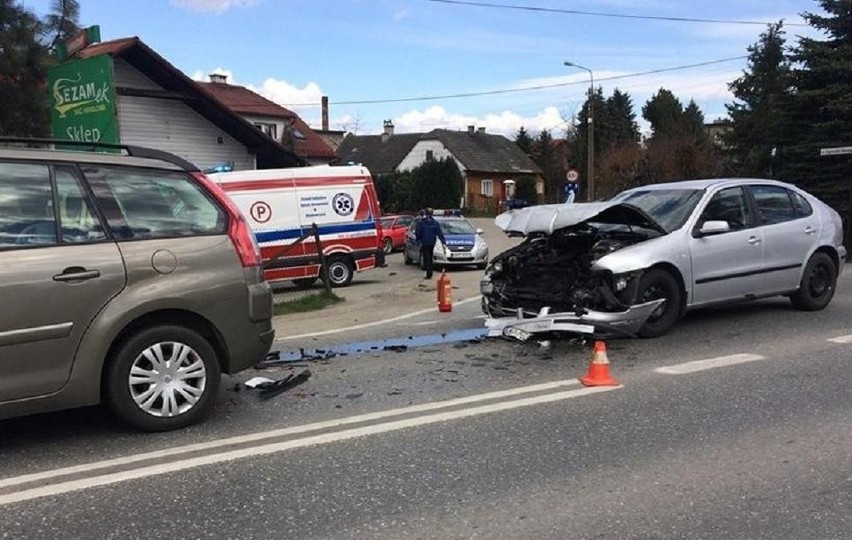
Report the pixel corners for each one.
[270,217,516,340]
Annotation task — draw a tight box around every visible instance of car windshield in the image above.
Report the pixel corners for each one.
[438,218,476,235]
[612,188,704,233]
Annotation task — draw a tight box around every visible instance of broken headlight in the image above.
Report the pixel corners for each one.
[591,238,624,261]
[611,271,642,293]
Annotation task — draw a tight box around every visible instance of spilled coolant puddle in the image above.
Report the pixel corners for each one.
[261,328,489,365]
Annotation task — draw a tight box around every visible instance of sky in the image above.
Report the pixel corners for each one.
[25,0,825,139]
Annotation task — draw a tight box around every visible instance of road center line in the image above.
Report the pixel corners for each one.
[654,354,766,375]
[827,335,852,344]
[276,295,482,341]
[0,384,618,507]
[0,379,577,491]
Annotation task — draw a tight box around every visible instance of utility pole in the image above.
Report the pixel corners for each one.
[564,61,595,201]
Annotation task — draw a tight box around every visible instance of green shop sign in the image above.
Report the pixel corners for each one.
[48,54,119,145]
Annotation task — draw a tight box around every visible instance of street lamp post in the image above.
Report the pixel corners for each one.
[564,61,594,201]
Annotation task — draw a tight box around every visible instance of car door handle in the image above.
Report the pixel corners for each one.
[53,267,101,282]
[804,226,816,235]
[748,236,761,245]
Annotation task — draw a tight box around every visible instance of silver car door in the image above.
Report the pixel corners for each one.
[0,164,125,402]
[688,186,763,305]
[749,185,820,293]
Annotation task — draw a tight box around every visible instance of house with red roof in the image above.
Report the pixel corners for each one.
[199,75,336,165]
[65,37,302,170]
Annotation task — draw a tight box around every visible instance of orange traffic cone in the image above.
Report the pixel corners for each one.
[579,340,619,387]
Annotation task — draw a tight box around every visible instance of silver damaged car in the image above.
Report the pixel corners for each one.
[481,179,846,339]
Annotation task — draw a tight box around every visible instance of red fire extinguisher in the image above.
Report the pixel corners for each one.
[437,269,452,312]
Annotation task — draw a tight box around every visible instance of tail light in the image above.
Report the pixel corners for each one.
[192,172,262,268]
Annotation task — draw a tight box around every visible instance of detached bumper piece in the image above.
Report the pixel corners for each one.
[484,299,665,341]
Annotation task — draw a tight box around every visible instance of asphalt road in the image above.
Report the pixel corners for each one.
[1,270,850,538]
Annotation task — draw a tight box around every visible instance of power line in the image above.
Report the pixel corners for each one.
[426,0,807,27]
[283,56,747,107]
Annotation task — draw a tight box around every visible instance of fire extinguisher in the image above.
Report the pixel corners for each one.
[437,269,452,312]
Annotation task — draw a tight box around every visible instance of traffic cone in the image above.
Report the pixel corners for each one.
[579,340,619,387]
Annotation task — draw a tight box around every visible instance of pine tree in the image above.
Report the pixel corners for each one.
[723,22,790,176]
[642,88,685,139]
[0,0,50,136]
[532,129,564,202]
[514,126,533,155]
[779,0,852,200]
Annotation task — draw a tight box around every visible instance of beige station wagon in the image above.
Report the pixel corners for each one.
[0,139,274,431]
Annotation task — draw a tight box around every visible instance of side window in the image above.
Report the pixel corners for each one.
[55,167,107,244]
[399,217,413,228]
[83,166,226,240]
[790,191,813,217]
[750,185,798,225]
[481,179,494,197]
[699,187,749,231]
[0,162,57,249]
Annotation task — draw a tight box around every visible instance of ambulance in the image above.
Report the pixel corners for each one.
[209,165,384,288]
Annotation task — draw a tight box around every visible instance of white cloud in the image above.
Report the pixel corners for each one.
[391,105,566,139]
[170,0,258,14]
[392,9,410,21]
[252,78,324,113]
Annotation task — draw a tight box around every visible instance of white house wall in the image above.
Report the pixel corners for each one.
[397,140,466,173]
[113,59,256,171]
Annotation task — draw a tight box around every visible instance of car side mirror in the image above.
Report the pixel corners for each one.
[695,220,731,237]
[476,228,484,235]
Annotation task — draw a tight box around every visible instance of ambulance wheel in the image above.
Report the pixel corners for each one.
[293,277,317,289]
[324,255,354,287]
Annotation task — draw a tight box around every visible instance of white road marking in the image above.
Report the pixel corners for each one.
[654,354,766,375]
[0,383,617,507]
[407,320,441,326]
[0,379,577,491]
[276,295,482,341]
[827,335,852,344]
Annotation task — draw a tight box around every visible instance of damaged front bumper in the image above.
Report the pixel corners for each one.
[483,299,665,341]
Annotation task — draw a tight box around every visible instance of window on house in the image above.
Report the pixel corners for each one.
[536,181,544,195]
[254,122,278,139]
[481,179,493,197]
[426,150,434,161]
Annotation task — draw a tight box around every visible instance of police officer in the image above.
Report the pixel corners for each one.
[415,207,446,279]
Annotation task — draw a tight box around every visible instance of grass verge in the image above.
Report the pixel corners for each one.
[273,290,344,315]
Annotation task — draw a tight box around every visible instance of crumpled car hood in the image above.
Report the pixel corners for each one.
[495,202,666,236]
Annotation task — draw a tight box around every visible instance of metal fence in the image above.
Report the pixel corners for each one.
[266,223,333,305]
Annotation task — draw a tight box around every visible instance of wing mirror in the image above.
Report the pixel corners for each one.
[695,220,731,237]
[476,228,484,235]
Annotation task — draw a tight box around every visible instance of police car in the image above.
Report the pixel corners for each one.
[403,210,489,269]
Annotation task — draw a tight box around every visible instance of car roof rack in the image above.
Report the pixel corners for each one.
[0,137,200,172]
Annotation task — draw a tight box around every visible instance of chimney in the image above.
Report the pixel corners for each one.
[381,119,394,142]
[477,127,486,134]
[321,96,329,131]
[209,73,228,84]
[467,125,475,134]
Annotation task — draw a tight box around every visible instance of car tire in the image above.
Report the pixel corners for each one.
[383,237,393,254]
[293,277,318,289]
[403,249,413,265]
[323,255,354,287]
[104,325,220,432]
[790,252,837,311]
[636,269,681,338]
[476,260,488,270]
